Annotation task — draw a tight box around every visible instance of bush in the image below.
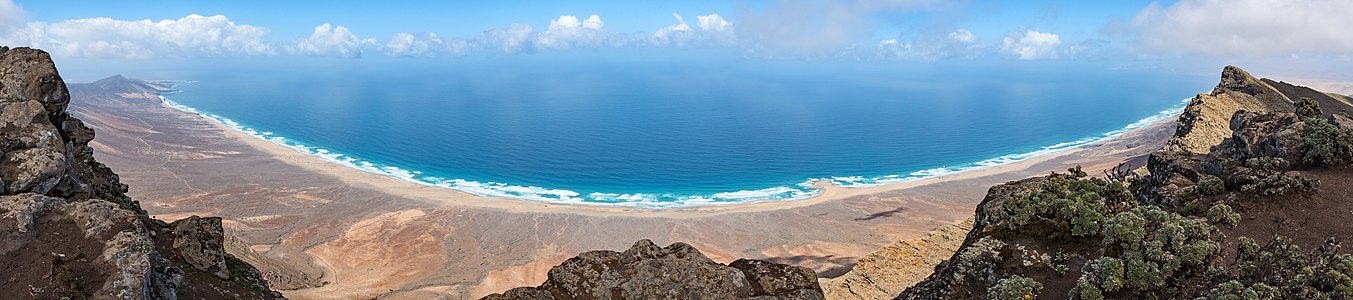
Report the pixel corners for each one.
[1244,157,1290,172]
[1206,280,1279,300]
[1230,236,1353,298]
[1198,174,1226,195]
[1078,206,1217,298]
[1239,171,1319,196]
[1302,118,1353,166]
[1207,203,1240,227]
[1002,170,1127,239]
[1296,96,1323,120]
[988,275,1043,299]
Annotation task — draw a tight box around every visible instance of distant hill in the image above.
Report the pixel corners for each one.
[67,74,174,99]
[1262,78,1353,117]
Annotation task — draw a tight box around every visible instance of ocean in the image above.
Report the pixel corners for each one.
[158,56,1211,207]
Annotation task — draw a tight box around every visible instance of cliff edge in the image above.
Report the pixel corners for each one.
[0,47,281,299]
[823,219,973,300]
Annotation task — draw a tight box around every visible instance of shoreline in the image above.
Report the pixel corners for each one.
[72,80,1182,299]
[159,96,1183,216]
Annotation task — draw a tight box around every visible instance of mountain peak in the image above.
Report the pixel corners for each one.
[1215,65,1287,101]
[88,74,161,95]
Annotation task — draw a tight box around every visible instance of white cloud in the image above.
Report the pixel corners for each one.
[535,14,609,50]
[876,38,912,59]
[0,0,24,30]
[947,29,974,43]
[0,14,274,59]
[875,28,980,61]
[1131,0,1353,57]
[696,13,732,32]
[652,13,693,46]
[287,23,375,58]
[385,32,468,57]
[652,13,736,47]
[1002,30,1061,60]
[481,23,534,54]
[738,0,948,57]
[582,14,604,30]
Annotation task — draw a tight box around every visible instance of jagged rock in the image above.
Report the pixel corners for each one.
[484,239,823,300]
[0,47,280,299]
[0,46,70,121]
[730,259,820,298]
[1166,66,1294,154]
[1129,149,1206,206]
[1201,111,1305,176]
[1223,111,1305,162]
[823,219,973,300]
[1331,113,1353,129]
[172,216,231,280]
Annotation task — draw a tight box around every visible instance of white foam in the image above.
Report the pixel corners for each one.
[158,83,1190,209]
[830,97,1191,188]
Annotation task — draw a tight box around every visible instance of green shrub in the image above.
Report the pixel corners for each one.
[1302,118,1353,166]
[1001,168,1133,240]
[1207,203,1240,227]
[1244,157,1290,172]
[988,275,1043,299]
[1296,96,1323,120]
[1206,280,1279,300]
[1239,171,1319,196]
[1224,236,1353,298]
[1077,206,1217,298]
[1198,174,1226,195]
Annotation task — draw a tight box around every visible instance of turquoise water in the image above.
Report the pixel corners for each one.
[159,57,1209,207]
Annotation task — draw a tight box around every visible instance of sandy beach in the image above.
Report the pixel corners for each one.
[68,83,1177,299]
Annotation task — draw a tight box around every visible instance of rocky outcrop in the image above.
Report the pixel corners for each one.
[892,176,1066,300]
[1165,66,1294,154]
[1165,66,1353,155]
[823,218,973,300]
[1202,111,1306,169]
[893,67,1353,299]
[171,216,231,280]
[483,239,823,300]
[0,47,280,299]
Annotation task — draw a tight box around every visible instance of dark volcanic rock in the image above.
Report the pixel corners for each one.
[484,239,824,300]
[171,216,231,280]
[1219,111,1305,163]
[0,46,280,299]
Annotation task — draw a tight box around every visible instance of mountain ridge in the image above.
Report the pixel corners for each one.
[892,66,1353,299]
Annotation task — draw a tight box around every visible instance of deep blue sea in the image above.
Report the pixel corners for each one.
[158,56,1211,207]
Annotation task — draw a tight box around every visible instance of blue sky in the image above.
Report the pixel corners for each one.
[12,0,1151,40]
[1,0,1351,81]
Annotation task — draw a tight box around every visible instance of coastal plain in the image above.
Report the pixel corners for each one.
[69,77,1176,299]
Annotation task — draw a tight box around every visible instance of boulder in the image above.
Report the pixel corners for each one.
[484,239,823,300]
[171,216,231,279]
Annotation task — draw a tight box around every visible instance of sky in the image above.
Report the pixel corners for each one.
[1,0,1351,80]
